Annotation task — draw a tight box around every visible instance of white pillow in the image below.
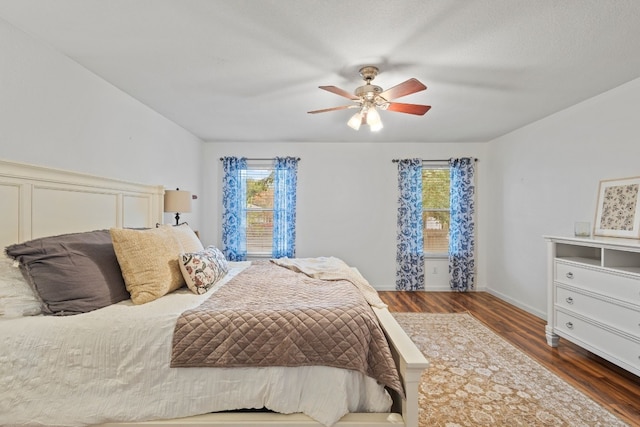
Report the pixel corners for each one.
[159,224,204,253]
[0,255,42,318]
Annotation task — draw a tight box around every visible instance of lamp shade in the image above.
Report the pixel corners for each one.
[366,107,383,131]
[164,189,191,213]
[347,111,363,130]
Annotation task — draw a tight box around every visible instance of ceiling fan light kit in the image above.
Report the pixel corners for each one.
[347,104,383,132]
[308,66,430,132]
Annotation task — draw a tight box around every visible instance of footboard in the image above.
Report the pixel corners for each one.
[373,307,429,427]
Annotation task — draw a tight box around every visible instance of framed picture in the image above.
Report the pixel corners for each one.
[594,176,640,239]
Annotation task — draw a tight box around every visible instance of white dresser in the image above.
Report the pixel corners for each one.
[545,235,640,377]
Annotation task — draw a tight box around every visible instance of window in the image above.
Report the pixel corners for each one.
[422,163,450,255]
[221,156,298,261]
[244,164,274,256]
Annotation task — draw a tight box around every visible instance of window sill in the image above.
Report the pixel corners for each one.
[424,253,448,260]
[247,253,272,260]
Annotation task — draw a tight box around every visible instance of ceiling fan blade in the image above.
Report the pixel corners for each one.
[307,105,355,114]
[379,78,427,101]
[385,102,431,116]
[319,85,359,100]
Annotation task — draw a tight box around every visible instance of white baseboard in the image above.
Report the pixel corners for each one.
[374,284,399,291]
[485,288,546,320]
[374,283,488,292]
[374,283,546,321]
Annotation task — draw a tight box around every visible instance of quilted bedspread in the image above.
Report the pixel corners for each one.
[171,260,403,396]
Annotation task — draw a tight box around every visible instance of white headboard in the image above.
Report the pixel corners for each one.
[0,159,164,248]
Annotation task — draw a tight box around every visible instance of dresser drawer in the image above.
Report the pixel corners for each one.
[555,310,640,372]
[556,286,640,337]
[555,261,640,303]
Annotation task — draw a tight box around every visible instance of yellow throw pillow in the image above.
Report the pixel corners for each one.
[110,227,185,304]
[159,224,204,253]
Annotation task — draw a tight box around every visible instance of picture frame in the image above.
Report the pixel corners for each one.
[593,176,640,239]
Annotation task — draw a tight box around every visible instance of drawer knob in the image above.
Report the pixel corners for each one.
[566,297,574,304]
[566,322,574,329]
[566,272,574,279]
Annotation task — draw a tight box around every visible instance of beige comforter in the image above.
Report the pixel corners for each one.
[171,260,403,396]
[270,256,387,308]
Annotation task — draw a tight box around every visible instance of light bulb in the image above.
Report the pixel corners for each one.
[366,107,383,132]
[347,111,363,130]
[370,121,384,132]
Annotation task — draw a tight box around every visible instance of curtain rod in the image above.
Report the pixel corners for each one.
[219,157,301,161]
[392,158,478,163]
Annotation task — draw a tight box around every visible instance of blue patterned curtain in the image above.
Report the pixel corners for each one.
[273,157,298,258]
[449,157,476,291]
[221,156,248,261]
[396,159,425,291]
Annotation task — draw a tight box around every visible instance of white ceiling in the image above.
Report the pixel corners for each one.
[1,0,640,143]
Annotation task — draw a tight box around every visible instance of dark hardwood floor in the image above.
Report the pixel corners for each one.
[379,291,640,426]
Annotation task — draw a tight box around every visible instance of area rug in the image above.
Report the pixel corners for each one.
[392,312,628,427]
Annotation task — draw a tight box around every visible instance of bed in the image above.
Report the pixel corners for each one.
[0,159,428,427]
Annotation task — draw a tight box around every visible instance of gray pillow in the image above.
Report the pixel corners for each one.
[5,230,129,315]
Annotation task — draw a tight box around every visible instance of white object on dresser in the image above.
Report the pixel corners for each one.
[544,235,640,377]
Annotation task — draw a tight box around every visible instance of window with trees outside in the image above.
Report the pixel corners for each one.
[244,164,275,256]
[422,163,450,255]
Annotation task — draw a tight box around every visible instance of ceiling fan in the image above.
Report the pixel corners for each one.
[308,66,431,132]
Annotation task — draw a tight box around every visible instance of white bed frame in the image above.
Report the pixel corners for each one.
[0,159,164,247]
[0,159,428,427]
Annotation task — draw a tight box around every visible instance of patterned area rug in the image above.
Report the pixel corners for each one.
[392,312,627,427]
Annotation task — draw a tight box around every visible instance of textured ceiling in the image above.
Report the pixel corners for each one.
[1,0,640,143]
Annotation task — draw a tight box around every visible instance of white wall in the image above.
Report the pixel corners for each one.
[6,12,637,316]
[0,19,204,228]
[202,142,487,290]
[485,77,640,318]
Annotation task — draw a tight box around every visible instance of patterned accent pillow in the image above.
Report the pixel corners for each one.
[179,246,229,295]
